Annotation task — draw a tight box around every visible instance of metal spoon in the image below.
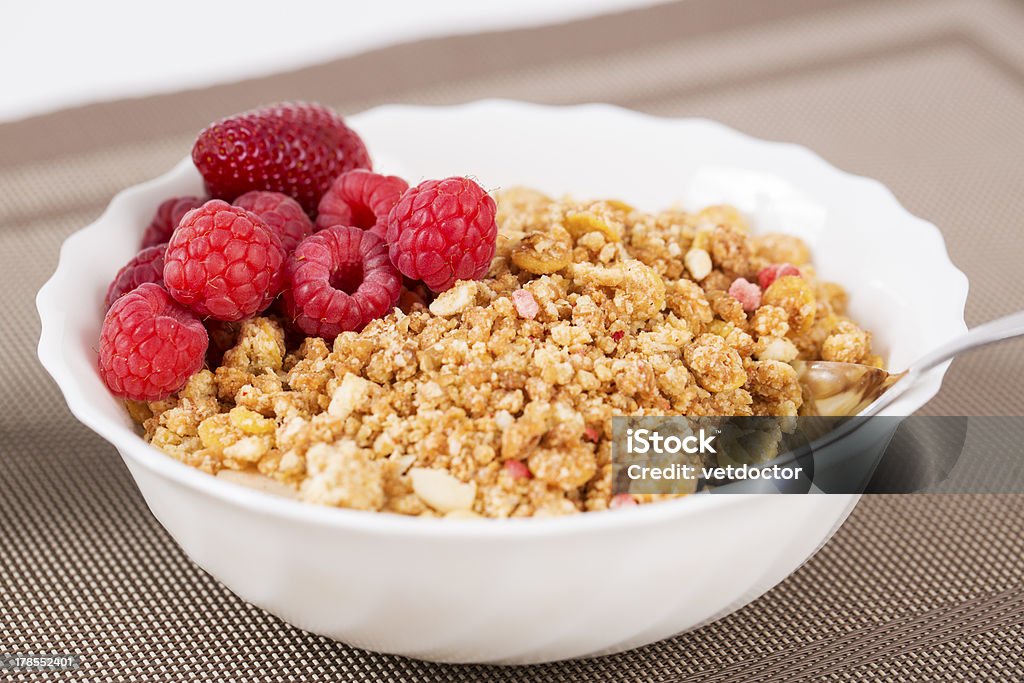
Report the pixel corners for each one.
[796,310,1024,417]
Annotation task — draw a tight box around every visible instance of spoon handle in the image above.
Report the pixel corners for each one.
[863,309,1024,417]
[914,309,1024,374]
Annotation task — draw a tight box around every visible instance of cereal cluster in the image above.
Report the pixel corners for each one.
[133,189,880,517]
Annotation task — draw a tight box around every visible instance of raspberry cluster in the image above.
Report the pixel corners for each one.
[98,102,500,401]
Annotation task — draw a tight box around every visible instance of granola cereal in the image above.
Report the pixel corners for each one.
[136,188,879,518]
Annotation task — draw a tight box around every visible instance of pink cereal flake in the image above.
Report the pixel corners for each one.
[512,289,539,319]
[757,263,801,291]
[611,330,625,342]
[583,426,601,442]
[503,459,532,480]
[610,493,638,509]
[728,277,762,313]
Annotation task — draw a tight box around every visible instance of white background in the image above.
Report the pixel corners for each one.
[1,0,661,123]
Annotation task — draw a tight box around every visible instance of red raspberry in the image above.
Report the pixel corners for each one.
[98,283,208,400]
[105,243,167,309]
[282,226,401,339]
[757,263,801,291]
[386,177,497,292]
[140,196,205,249]
[315,170,408,238]
[234,191,313,254]
[163,200,286,321]
[192,102,371,214]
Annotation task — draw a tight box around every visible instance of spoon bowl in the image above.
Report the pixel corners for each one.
[797,310,1024,418]
[796,361,906,416]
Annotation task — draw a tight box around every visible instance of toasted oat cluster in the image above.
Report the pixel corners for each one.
[132,189,880,517]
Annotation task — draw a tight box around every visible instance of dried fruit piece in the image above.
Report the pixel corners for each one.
[564,210,622,242]
[728,277,762,313]
[757,262,801,291]
[503,459,532,480]
[229,405,275,435]
[609,493,638,509]
[511,229,573,274]
[511,289,539,319]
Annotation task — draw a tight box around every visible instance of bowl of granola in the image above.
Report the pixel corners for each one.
[37,100,968,663]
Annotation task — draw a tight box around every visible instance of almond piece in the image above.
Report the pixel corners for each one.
[409,467,476,513]
[684,248,712,281]
[428,280,478,317]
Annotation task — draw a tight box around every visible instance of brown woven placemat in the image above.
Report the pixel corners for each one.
[3,0,1024,680]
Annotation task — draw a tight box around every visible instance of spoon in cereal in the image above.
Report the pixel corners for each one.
[796,310,1024,417]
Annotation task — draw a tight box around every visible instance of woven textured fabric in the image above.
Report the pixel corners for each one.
[3,0,1024,679]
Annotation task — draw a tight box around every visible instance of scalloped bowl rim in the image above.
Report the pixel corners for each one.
[36,100,969,539]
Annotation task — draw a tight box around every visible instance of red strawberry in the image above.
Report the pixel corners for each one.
[191,102,371,214]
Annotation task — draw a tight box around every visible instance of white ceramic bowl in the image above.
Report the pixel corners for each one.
[37,101,968,664]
